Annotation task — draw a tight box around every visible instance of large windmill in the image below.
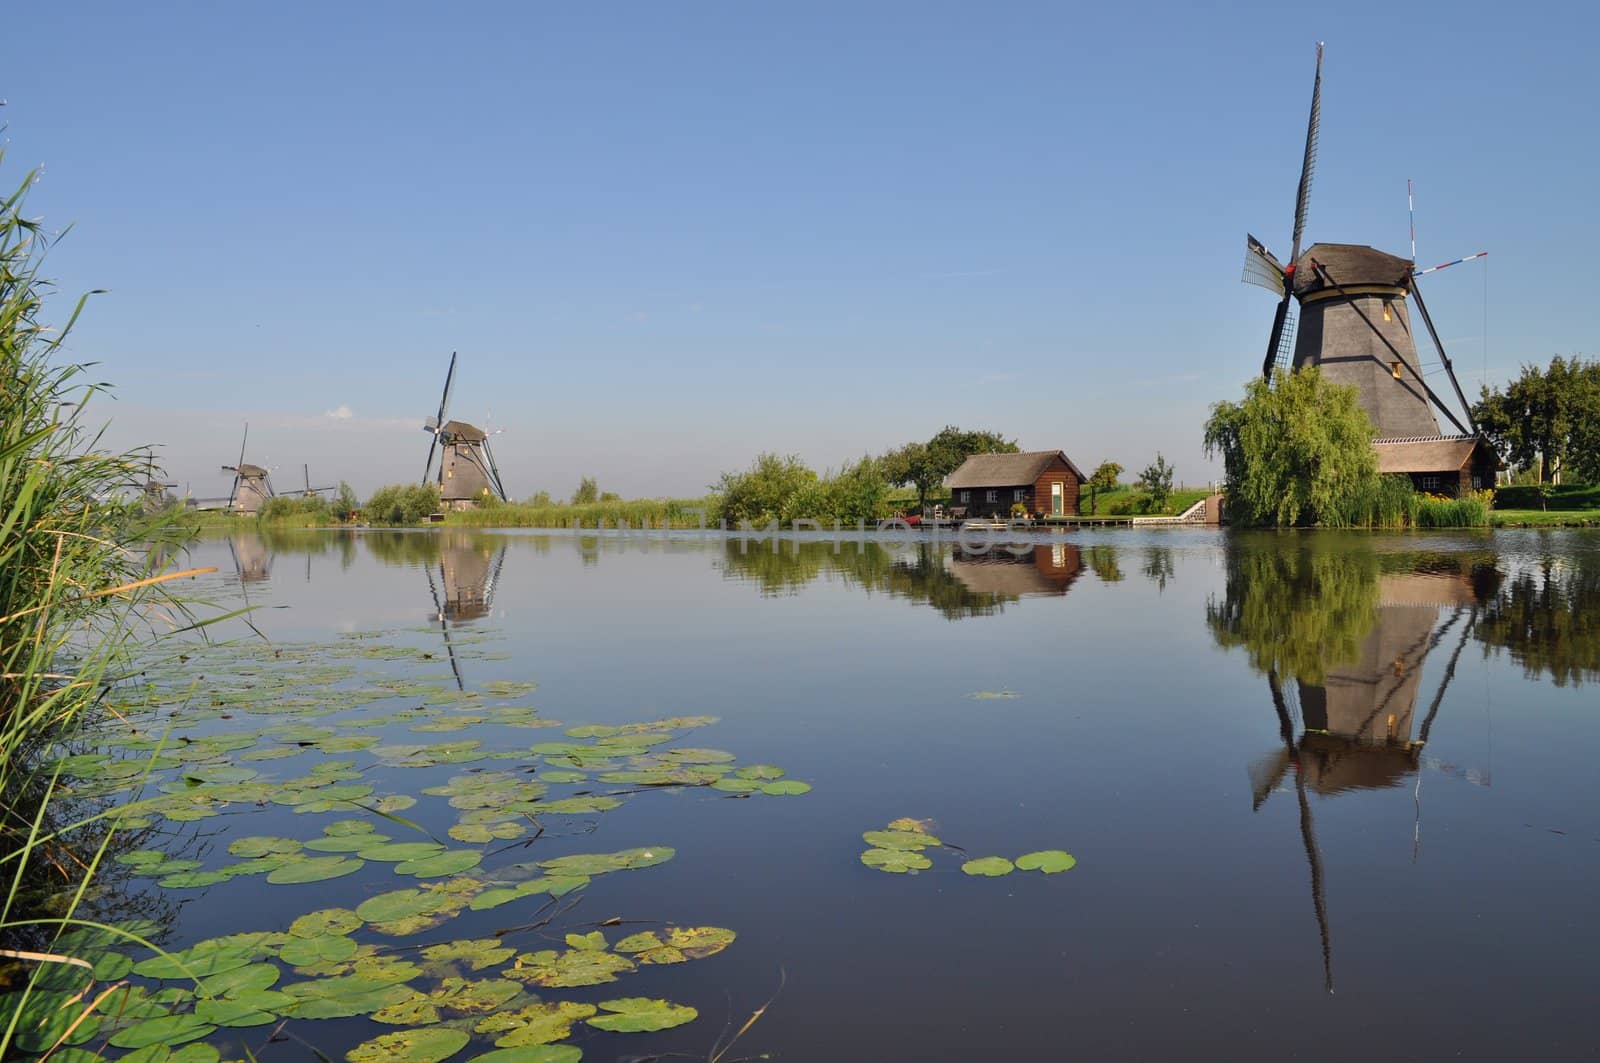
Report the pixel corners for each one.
[1242,45,1498,493]
[421,353,508,510]
[220,424,275,515]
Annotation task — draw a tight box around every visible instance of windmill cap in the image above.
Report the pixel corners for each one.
[1294,243,1414,295]
[439,420,488,442]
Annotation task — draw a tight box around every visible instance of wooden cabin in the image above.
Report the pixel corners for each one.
[944,451,1086,519]
[1373,435,1499,496]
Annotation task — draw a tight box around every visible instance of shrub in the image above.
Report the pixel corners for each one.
[1417,489,1493,528]
[258,494,332,525]
[364,483,440,525]
[571,477,599,505]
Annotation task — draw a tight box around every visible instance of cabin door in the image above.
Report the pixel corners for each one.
[1050,482,1064,517]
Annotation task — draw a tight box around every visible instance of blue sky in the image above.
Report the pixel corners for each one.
[7,1,1595,498]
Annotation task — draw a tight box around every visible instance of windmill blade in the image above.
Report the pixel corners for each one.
[1408,278,1478,433]
[1287,43,1325,270]
[482,435,509,502]
[423,353,457,485]
[1413,251,1487,277]
[1242,234,1286,294]
[1261,294,1297,379]
[227,423,249,509]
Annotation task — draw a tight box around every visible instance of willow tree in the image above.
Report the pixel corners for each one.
[1204,368,1379,527]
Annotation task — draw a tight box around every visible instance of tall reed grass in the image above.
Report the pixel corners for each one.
[1,154,206,1056]
[442,495,717,529]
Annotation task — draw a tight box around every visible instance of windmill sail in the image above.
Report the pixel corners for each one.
[1257,43,1324,380]
[423,352,457,486]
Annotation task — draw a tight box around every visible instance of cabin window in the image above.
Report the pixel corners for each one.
[1391,361,1403,379]
[986,489,998,504]
[1383,301,1393,322]
[959,490,970,504]
[1013,488,1026,502]
[1420,475,1441,491]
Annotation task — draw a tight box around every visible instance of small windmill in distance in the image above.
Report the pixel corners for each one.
[421,353,508,511]
[277,463,336,500]
[220,423,275,515]
[140,450,178,514]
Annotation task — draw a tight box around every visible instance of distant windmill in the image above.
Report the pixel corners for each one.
[421,353,508,509]
[140,450,177,514]
[220,423,275,515]
[1241,45,1498,492]
[277,463,336,500]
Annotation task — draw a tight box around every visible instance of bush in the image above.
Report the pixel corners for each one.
[364,483,440,525]
[258,494,332,525]
[1417,489,1493,528]
[571,477,599,505]
[713,453,818,526]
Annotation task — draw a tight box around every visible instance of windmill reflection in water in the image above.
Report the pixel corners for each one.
[425,533,508,691]
[1251,567,1490,993]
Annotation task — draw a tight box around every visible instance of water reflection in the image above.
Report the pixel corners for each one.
[1211,540,1499,993]
[1477,552,1600,686]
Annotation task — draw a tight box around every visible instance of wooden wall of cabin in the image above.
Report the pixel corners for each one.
[1030,464,1081,517]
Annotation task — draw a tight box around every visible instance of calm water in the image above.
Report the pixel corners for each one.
[105,528,1600,1059]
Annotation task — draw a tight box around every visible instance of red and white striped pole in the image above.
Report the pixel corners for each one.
[1414,251,1488,276]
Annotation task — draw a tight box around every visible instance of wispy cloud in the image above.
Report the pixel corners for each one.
[324,404,354,420]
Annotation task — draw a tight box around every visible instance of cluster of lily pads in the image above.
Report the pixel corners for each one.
[9,627,806,1061]
[858,818,1077,877]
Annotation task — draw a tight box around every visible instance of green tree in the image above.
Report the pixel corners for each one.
[1087,461,1123,515]
[1473,355,1600,486]
[334,481,360,521]
[883,426,1020,513]
[571,476,599,505]
[527,489,553,507]
[1204,368,1380,527]
[1137,454,1174,513]
[713,453,817,525]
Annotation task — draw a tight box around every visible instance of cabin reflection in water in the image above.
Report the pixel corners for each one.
[946,543,1084,598]
[1250,568,1486,993]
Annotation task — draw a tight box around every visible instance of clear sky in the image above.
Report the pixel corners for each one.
[6,1,1595,499]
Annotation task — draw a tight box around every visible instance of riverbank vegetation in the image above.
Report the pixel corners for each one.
[1205,368,1491,528]
[1,160,202,1057]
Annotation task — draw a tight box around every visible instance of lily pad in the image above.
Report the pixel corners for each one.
[290,908,364,937]
[267,855,364,884]
[419,939,516,971]
[360,842,447,863]
[280,934,359,967]
[760,780,811,796]
[860,849,932,873]
[346,1027,470,1063]
[586,997,698,1033]
[467,1048,581,1063]
[861,830,940,851]
[476,1001,596,1047]
[505,949,634,988]
[394,850,482,878]
[538,847,673,877]
[109,1014,217,1049]
[961,856,1015,877]
[613,926,735,964]
[1015,850,1077,873]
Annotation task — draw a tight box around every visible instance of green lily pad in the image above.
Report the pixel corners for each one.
[538,847,673,877]
[324,818,379,836]
[108,1014,217,1049]
[961,856,1015,877]
[197,963,280,996]
[861,830,940,851]
[306,834,390,853]
[531,796,622,814]
[193,996,279,1027]
[227,836,302,858]
[279,934,359,967]
[760,780,811,796]
[395,850,482,878]
[860,848,932,873]
[360,842,446,863]
[586,997,698,1033]
[419,939,515,971]
[290,908,364,937]
[134,943,255,980]
[476,1001,597,1047]
[346,1026,470,1063]
[1015,850,1077,874]
[267,855,364,884]
[613,926,735,964]
[158,870,232,889]
[505,948,634,988]
[466,1048,581,1063]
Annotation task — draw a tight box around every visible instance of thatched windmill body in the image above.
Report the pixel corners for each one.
[422,353,508,510]
[1242,46,1497,490]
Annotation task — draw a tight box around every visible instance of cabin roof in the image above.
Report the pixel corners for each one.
[1293,242,1414,295]
[440,420,488,443]
[1373,435,1488,475]
[945,450,1086,488]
